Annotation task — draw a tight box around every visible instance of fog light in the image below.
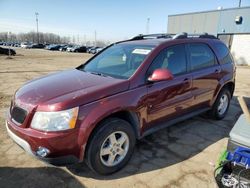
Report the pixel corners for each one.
[36,147,50,157]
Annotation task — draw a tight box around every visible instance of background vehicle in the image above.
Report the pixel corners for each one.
[46,44,62,51]
[6,33,235,175]
[0,47,16,55]
[21,42,31,48]
[86,46,94,53]
[59,45,69,51]
[66,45,75,52]
[71,46,87,53]
[89,46,102,54]
[28,43,45,49]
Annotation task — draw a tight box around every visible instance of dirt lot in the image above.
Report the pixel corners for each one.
[0,48,249,188]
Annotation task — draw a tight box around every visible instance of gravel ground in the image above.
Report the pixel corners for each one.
[0,48,249,188]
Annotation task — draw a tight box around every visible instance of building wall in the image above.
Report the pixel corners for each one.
[168,11,219,35]
[168,7,250,35]
[218,8,250,34]
[231,34,250,65]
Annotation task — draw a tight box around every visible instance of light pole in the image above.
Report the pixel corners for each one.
[94,30,97,46]
[146,18,150,34]
[35,12,39,43]
[238,0,242,7]
[84,34,86,46]
[8,31,11,57]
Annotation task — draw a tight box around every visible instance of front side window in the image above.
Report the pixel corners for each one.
[147,44,187,76]
[189,43,216,71]
[79,43,155,79]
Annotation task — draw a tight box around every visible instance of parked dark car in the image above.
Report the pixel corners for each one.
[47,45,61,51]
[72,46,87,53]
[6,33,235,175]
[59,45,69,51]
[29,43,45,49]
[0,47,16,55]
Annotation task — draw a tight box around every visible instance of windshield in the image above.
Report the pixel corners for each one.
[79,43,155,79]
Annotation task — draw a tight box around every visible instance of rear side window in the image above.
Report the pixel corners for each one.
[214,43,234,64]
[189,43,216,71]
[148,44,187,76]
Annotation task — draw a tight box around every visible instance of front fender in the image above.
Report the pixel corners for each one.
[76,87,147,160]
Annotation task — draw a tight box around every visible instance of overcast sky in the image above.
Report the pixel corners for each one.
[0,0,250,42]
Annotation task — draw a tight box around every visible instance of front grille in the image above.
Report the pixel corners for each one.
[11,106,27,124]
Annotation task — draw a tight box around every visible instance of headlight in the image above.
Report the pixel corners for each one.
[31,107,79,131]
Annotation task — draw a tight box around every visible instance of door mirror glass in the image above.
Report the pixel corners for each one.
[148,68,173,82]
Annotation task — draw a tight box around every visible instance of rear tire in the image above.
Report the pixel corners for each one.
[209,88,231,120]
[85,118,136,175]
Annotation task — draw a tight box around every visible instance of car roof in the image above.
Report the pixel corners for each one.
[120,38,170,46]
[118,33,218,47]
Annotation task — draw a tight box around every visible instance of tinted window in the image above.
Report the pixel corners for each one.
[189,44,215,70]
[148,44,187,76]
[214,43,233,64]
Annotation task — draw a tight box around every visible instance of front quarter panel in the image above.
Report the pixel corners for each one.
[76,86,148,160]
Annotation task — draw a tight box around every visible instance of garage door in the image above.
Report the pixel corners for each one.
[230,34,250,65]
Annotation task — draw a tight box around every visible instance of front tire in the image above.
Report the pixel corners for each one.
[209,88,231,120]
[85,118,136,175]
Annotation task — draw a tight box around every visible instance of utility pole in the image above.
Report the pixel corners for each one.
[146,18,150,34]
[35,12,39,43]
[94,30,97,46]
[8,31,11,58]
[238,0,242,7]
[84,34,86,46]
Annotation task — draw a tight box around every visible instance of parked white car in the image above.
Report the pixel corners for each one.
[66,46,75,52]
[21,42,31,48]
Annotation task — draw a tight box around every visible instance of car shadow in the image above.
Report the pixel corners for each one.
[0,166,85,188]
[66,96,248,180]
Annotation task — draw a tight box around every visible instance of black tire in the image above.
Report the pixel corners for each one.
[85,118,136,175]
[209,88,231,120]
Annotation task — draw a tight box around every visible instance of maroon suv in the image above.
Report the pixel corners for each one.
[6,33,235,174]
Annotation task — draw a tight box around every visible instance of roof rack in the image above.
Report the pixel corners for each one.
[173,32,217,39]
[131,33,172,40]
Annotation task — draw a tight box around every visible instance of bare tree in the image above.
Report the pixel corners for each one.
[0,31,70,44]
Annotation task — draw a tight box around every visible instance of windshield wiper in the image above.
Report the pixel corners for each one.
[89,71,111,78]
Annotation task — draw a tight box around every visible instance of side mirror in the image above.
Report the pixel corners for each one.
[148,68,173,82]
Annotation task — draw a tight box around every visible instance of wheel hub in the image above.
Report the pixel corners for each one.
[218,94,229,115]
[100,131,129,167]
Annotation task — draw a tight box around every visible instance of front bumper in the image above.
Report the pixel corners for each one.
[6,121,33,155]
[6,120,81,166]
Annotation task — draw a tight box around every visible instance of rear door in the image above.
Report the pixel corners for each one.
[145,44,193,129]
[187,43,222,108]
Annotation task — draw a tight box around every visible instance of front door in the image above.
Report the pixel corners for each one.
[145,44,193,131]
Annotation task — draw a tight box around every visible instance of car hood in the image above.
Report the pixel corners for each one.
[14,69,129,111]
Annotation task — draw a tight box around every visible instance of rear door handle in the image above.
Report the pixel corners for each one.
[215,69,221,73]
[183,78,190,82]
[183,78,191,84]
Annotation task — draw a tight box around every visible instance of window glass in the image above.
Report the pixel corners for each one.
[189,44,215,70]
[97,47,126,68]
[147,44,187,76]
[214,43,233,64]
[81,44,155,79]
